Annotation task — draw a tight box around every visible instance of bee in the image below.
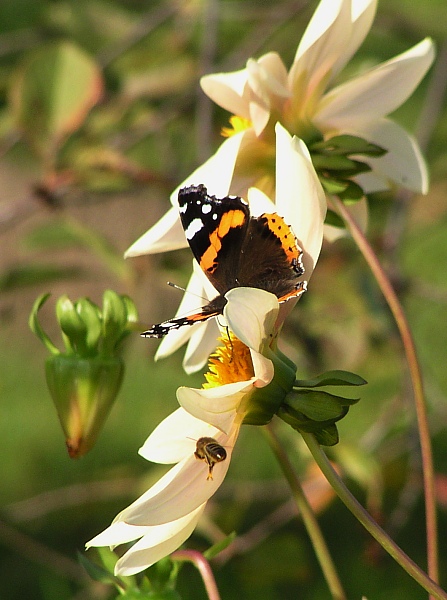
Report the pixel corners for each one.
[194,437,227,480]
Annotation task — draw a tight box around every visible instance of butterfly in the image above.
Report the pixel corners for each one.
[142,184,306,337]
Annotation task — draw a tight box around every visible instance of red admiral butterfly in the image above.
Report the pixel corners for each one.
[142,184,306,338]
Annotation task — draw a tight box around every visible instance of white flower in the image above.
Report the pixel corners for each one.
[87,287,287,576]
[201,0,434,194]
[127,124,326,373]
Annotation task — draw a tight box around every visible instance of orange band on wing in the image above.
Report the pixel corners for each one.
[262,213,301,262]
[200,209,246,272]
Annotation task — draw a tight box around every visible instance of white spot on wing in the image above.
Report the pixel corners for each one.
[184,218,204,240]
[202,204,212,214]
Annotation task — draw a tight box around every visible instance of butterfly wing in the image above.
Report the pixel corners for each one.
[178,184,250,295]
[237,213,306,301]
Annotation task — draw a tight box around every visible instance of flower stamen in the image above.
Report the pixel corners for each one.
[203,333,254,388]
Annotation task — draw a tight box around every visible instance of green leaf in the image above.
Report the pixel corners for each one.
[29,293,60,355]
[324,210,345,229]
[295,370,367,388]
[204,531,237,559]
[10,41,103,157]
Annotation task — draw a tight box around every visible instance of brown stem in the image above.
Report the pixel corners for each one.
[332,195,438,594]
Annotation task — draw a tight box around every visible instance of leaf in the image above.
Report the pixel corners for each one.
[295,370,367,388]
[10,41,103,157]
[204,531,237,559]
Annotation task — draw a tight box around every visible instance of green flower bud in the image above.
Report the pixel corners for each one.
[29,290,138,457]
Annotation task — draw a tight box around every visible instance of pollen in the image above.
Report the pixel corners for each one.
[203,333,254,388]
[221,115,252,138]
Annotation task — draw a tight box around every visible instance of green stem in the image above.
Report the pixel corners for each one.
[332,195,438,592]
[172,549,221,600]
[264,423,347,600]
[302,432,447,599]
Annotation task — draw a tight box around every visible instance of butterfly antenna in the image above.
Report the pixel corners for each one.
[167,281,207,302]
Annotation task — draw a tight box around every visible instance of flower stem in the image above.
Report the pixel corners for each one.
[302,431,447,599]
[171,549,221,600]
[332,195,438,590]
[264,423,347,600]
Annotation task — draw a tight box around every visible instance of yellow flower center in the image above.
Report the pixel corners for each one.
[221,115,252,138]
[203,333,255,388]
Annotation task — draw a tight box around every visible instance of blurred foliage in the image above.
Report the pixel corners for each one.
[0,0,446,599]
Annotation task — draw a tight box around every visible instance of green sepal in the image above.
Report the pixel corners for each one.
[75,298,102,353]
[243,349,296,426]
[310,135,386,157]
[320,176,349,195]
[337,180,364,203]
[287,389,359,421]
[56,295,89,355]
[101,290,129,355]
[312,153,361,171]
[324,209,345,229]
[277,404,343,446]
[295,369,367,388]
[45,354,124,458]
[28,293,60,355]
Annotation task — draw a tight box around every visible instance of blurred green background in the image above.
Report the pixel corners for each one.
[0,0,446,598]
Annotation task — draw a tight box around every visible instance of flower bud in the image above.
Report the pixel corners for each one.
[29,290,138,457]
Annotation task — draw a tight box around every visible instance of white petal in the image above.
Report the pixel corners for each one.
[256,52,290,96]
[224,287,279,351]
[154,264,216,362]
[247,187,276,215]
[115,504,206,576]
[315,38,435,127]
[331,0,378,80]
[170,129,246,201]
[344,118,429,193]
[139,407,221,464]
[249,349,275,388]
[274,123,326,275]
[86,520,149,549]
[182,316,221,373]
[122,428,238,526]
[177,384,250,433]
[200,69,251,119]
[125,207,186,257]
[290,0,351,108]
